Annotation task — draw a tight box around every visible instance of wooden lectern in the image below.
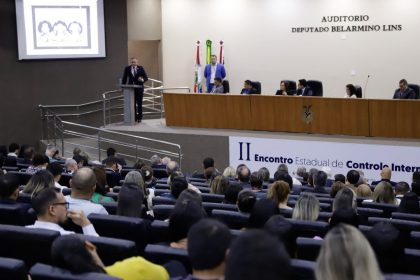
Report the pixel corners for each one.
[120,84,142,125]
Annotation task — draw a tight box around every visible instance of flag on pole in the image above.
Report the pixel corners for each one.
[194,40,202,93]
[219,40,224,65]
[206,40,212,64]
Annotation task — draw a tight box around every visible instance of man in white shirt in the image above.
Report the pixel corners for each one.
[27,187,98,236]
[66,167,108,216]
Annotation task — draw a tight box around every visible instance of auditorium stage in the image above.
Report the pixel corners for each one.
[104,118,420,175]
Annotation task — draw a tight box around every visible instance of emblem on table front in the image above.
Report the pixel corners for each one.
[302,105,314,124]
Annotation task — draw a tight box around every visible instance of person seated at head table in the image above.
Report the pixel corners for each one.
[240,80,258,95]
[275,81,290,96]
[393,79,416,99]
[210,77,224,93]
[345,84,357,98]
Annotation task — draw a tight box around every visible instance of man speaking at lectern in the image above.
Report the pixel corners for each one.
[122,57,148,123]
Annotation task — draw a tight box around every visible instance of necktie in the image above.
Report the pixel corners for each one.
[132,67,136,76]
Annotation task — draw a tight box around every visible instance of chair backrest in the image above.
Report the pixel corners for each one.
[384,273,420,280]
[82,234,137,266]
[403,248,420,275]
[87,213,149,254]
[354,84,363,98]
[154,189,172,197]
[211,209,249,230]
[30,263,121,280]
[289,219,329,238]
[201,193,224,203]
[0,224,60,267]
[152,169,168,179]
[0,203,33,226]
[153,204,174,221]
[0,257,27,280]
[357,207,384,219]
[281,80,297,95]
[202,202,238,216]
[144,244,190,272]
[290,259,316,280]
[296,237,323,261]
[2,166,19,172]
[251,81,261,94]
[306,80,323,96]
[8,171,32,186]
[99,202,118,215]
[393,212,420,223]
[279,208,293,218]
[152,196,176,206]
[222,80,230,93]
[149,220,170,244]
[317,212,332,222]
[368,217,420,233]
[408,83,420,99]
[361,201,399,218]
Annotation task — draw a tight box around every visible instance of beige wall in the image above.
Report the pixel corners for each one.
[127,0,162,41]
[161,0,420,98]
[128,40,162,81]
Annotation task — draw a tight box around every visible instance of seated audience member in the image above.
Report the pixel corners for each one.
[334,173,346,184]
[192,157,218,179]
[371,166,396,187]
[26,153,49,174]
[104,156,122,188]
[141,165,157,189]
[72,147,82,158]
[102,147,126,166]
[45,144,58,163]
[65,158,78,174]
[301,172,309,186]
[294,166,306,184]
[273,171,293,190]
[133,159,146,170]
[346,169,360,187]
[321,166,334,187]
[395,181,410,199]
[292,193,320,221]
[91,167,114,203]
[222,166,236,180]
[275,81,290,96]
[248,198,280,228]
[186,219,231,280]
[329,208,360,229]
[47,162,65,189]
[23,169,55,196]
[257,167,270,183]
[237,189,257,215]
[372,181,398,205]
[6,142,20,165]
[412,172,420,196]
[203,166,216,183]
[366,222,404,273]
[117,183,145,218]
[264,215,297,258]
[73,154,88,168]
[210,77,224,93]
[169,197,205,249]
[307,168,318,187]
[52,148,64,161]
[356,169,369,186]
[356,184,373,198]
[330,181,345,198]
[277,164,301,186]
[28,187,98,236]
[306,170,329,194]
[0,174,30,210]
[236,165,251,189]
[393,78,416,99]
[51,234,169,279]
[150,154,166,169]
[240,80,257,95]
[249,172,266,198]
[398,192,420,214]
[267,180,291,210]
[344,84,357,98]
[225,230,291,280]
[316,224,383,280]
[210,175,230,195]
[162,157,171,166]
[333,188,357,212]
[297,79,313,96]
[163,176,189,200]
[223,184,243,204]
[19,146,35,165]
[66,168,108,216]
[166,161,180,182]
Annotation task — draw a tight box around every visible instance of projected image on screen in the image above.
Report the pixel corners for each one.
[16,0,106,59]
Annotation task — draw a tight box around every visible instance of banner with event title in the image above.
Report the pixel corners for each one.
[229,137,420,184]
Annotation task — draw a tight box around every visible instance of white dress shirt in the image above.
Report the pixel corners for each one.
[26,221,99,236]
[65,196,109,216]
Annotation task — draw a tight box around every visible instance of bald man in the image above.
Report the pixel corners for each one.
[371,166,397,187]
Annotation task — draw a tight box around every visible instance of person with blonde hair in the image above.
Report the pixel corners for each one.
[267,180,291,209]
[222,166,236,179]
[210,175,230,195]
[356,184,373,198]
[292,193,320,221]
[315,224,383,280]
[372,181,398,205]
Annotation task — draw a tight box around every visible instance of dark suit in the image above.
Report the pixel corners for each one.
[300,86,314,96]
[240,88,258,95]
[393,88,416,99]
[122,65,148,121]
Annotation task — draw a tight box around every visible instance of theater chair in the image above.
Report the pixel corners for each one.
[211,209,249,230]
[279,208,293,218]
[190,181,209,188]
[187,177,207,183]
[201,193,224,203]
[393,212,420,223]
[153,204,174,221]
[87,214,149,254]
[384,273,420,280]
[289,219,329,238]
[155,183,170,189]
[152,169,168,179]
[367,217,420,233]
[2,166,19,172]
[0,257,28,280]
[296,237,323,261]
[0,203,34,226]
[82,235,137,266]
[408,83,420,99]
[281,80,297,95]
[288,201,331,212]
[196,186,210,193]
[149,220,170,244]
[290,259,316,280]
[317,212,332,222]
[154,189,172,197]
[16,192,32,204]
[361,201,399,218]
[357,207,384,220]
[354,85,363,98]
[0,224,60,267]
[30,263,120,280]
[152,196,176,206]
[306,80,323,96]
[358,225,372,236]
[99,202,118,215]
[8,171,32,186]
[202,202,238,216]
[222,80,230,93]
[144,244,191,272]
[251,81,262,94]
[404,248,420,275]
